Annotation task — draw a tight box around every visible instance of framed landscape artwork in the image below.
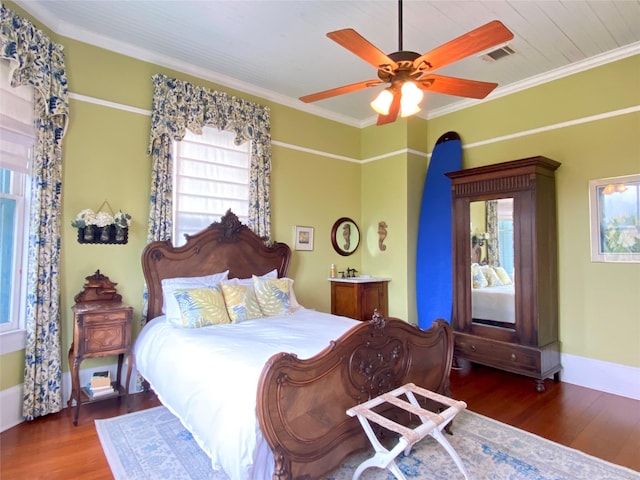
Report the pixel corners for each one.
[294,225,314,251]
[589,174,640,263]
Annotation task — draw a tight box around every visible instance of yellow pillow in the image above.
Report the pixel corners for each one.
[471,264,488,289]
[220,282,263,322]
[171,286,232,327]
[481,266,503,287]
[494,266,513,285]
[252,276,293,316]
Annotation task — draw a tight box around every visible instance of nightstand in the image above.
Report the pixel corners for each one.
[330,277,390,321]
[67,271,133,425]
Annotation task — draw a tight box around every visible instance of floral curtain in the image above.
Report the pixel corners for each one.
[142,74,272,328]
[486,200,499,266]
[146,73,272,241]
[0,5,69,420]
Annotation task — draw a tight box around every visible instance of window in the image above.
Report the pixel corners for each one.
[0,60,35,346]
[172,126,250,246]
[497,198,514,276]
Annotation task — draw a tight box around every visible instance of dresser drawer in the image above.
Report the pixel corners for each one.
[454,334,540,374]
[84,323,128,354]
[82,311,128,324]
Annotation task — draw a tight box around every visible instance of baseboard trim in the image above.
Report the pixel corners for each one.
[2,354,637,432]
[0,384,24,432]
[1,359,139,432]
[560,353,640,400]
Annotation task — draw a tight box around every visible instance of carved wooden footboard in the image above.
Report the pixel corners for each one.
[256,315,454,480]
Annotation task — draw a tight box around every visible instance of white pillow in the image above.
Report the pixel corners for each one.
[228,269,278,286]
[161,271,229,321]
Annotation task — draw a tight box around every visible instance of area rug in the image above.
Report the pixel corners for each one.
[96,406,639,480]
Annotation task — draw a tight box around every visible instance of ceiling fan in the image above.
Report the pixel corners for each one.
[300,0,514,125]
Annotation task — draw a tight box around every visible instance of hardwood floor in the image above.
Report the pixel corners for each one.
[1,363,638,479]
[450,362,640,472]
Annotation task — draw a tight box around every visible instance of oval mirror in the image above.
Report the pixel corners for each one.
[331,217,360,256]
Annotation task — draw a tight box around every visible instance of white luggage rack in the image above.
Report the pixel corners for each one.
[346,382,469,480]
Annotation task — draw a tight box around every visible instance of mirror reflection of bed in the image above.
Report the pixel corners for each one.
[470,198,515,330]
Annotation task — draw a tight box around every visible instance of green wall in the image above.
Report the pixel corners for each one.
[58,38,364,372]
[1,3,638,395]
[426,55,640,367]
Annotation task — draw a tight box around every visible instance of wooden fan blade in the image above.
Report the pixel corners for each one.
[413,20,514,73]
[419,74,498,99]
[327,28,398,72]
[376,91,401,125]
[300,79,384,103]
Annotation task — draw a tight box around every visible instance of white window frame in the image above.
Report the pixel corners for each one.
[0,60,34,353]
[172,126,251,246]
[0,156,32,354]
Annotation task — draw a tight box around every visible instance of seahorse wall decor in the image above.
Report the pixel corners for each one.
[378,221,388,251]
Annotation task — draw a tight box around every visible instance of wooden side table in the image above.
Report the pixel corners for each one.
[67,271,133,425]
[330,277,390,320]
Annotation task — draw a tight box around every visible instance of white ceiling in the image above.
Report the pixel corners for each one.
[15,0,640,127]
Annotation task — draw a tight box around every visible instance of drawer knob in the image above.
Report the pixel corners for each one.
[470,345,477,352]
[511,353,517,361]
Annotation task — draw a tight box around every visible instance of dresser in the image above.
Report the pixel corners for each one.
[330,278,390,321]
[67,270,133,425]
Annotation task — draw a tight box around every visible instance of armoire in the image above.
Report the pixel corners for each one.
[447,156,561,392]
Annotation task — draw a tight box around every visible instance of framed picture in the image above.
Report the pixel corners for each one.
[294,225,314,251]
[589,174,640,263]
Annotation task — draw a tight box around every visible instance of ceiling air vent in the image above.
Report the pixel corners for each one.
[481,45,516,62]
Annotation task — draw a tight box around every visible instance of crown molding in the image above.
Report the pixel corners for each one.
[18,2,640,128]
[426,41,640,120]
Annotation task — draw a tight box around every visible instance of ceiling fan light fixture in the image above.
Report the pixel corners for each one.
[400,81,423,117]
[302,5,513,125]
[370,88,394,115]
[400,103,421,117]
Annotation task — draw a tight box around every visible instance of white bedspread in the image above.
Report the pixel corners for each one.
[471,284,516,323]
[133,309,358,480]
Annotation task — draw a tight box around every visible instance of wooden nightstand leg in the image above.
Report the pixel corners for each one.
[72,354,81,426]
[67,345,75,408]
[116,353,123,391]
[125,352,133,412]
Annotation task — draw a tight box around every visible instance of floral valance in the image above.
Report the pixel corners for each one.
[0,4,69,138]
[147,74,272,239]
[147,74,270,154]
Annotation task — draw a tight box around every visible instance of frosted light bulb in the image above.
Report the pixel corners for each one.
[370,89,393,115]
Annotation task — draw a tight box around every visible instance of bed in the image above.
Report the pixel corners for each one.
[135,210,454,480]
[470,263,515,324]
[471,284,516,324]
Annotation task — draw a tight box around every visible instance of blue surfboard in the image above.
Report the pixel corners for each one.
[416,131,462,329]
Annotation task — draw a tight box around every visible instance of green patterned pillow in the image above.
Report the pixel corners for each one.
[471,263,488,289]
[220,282,263,322]
[494,266,513,285]
[481,266,503,287]
[171,285,232,327]
[252,276,293,316]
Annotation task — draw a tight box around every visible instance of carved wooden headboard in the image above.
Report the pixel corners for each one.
[141,210,291,321]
